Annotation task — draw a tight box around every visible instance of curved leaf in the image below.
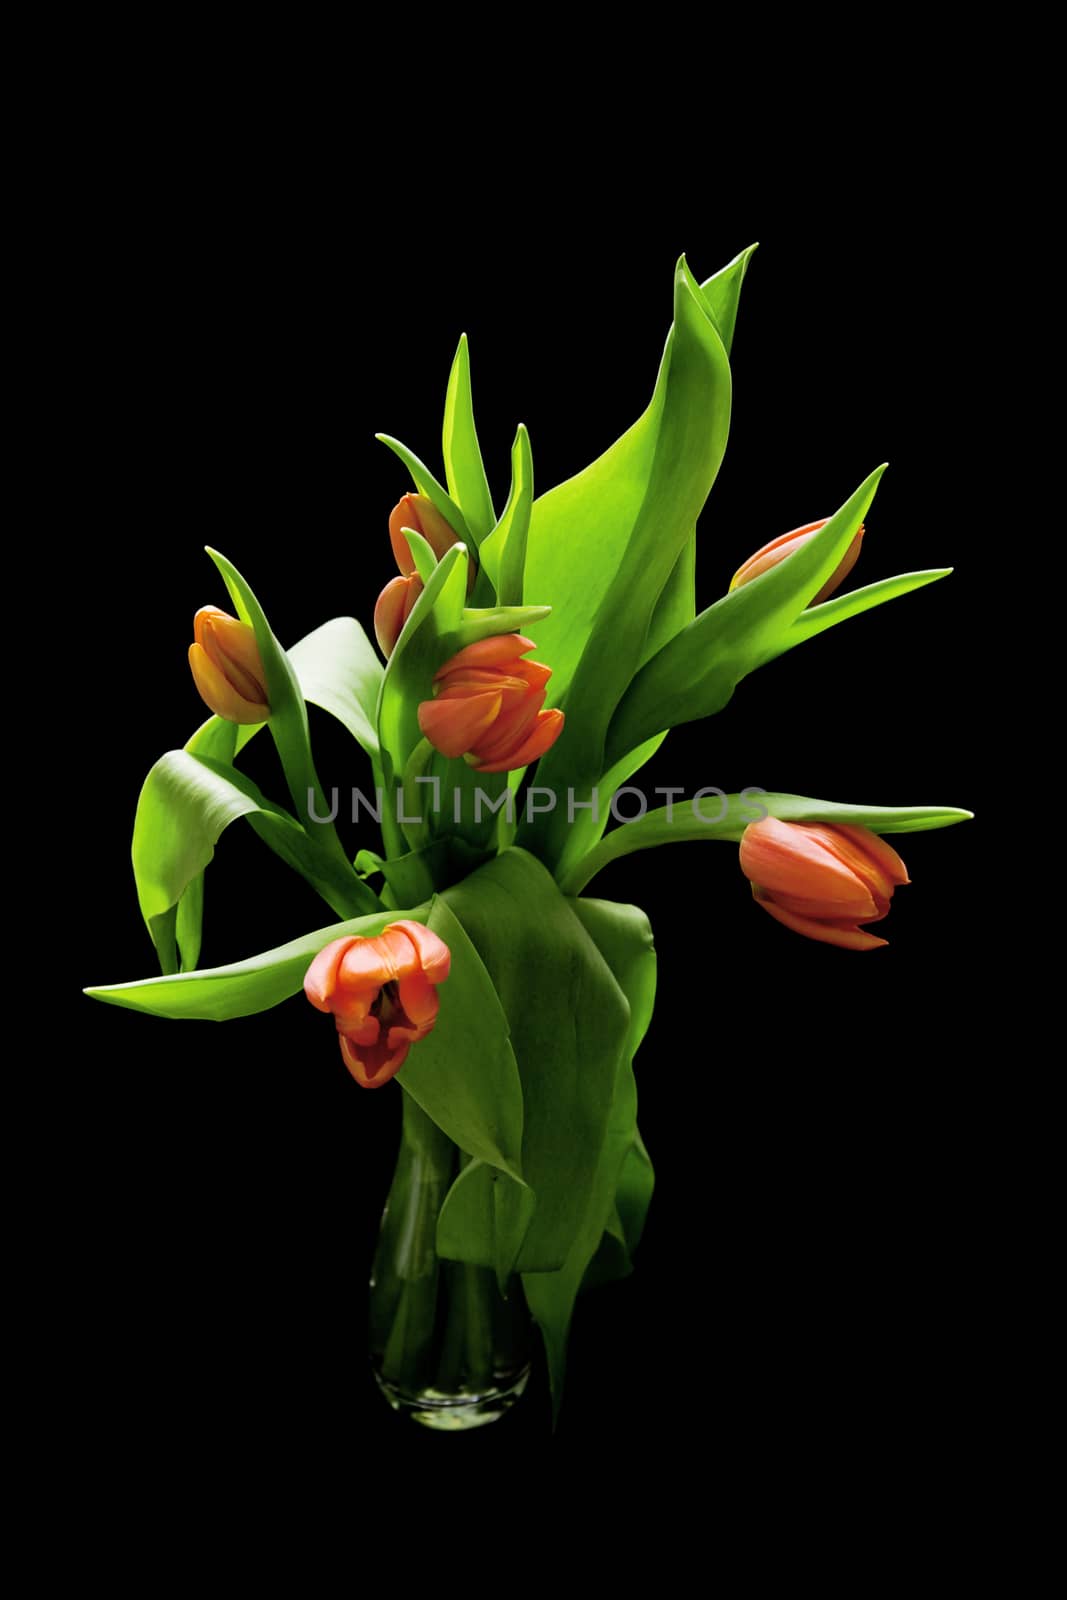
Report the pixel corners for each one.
[85,905,421,1020]
[523,256,733,869]
[375,433,473,546]
[523,896,657,1419]
[521,246,754,708]
[441,850,630,1273]
[603,466,887,764]
[143,616,383,973]
[559,791,975,896]
[287,616,382,759]
[132,751,379,972]
[399,896,526,1182]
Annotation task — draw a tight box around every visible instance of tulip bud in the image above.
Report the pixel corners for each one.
[374,572,424,658]
[739,817,909,950]
[188,606,270,724]
[730,519,864,606]
[304,919,451,1088]
[388,494,460,575]
[417,634,564,774]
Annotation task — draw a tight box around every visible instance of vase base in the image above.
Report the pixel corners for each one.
[373,1363,531,1431]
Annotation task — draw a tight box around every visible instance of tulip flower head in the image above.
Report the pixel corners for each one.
[388,494,461,575]
[304,920,451,1088]
[417,634,565,774]
[374,572,424,658]
[730,519,864,606]
[740,818,909,950]
[188,606,270,724]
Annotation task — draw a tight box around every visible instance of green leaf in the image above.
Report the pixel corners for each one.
[523,896,656,1420]
[478,424,534,606]
[523,256,733,869]
[452,604,552,649]
[559,791,975,896]
[520,247,753,714]
[441,851,630,1273]
[637,246,756,671]
[603,466,887,765]
[615,1132,655,1259]
[442,333,496,543]
[697,240,758,352]
[436,1160,537,1293]
[779,570,952,656]
[85,905,422,1020]
[141,617,383,974]
[377,542,470,795]
[206,550,351,863]
[287,616,382,760]
[399,896,526,1181]
[400,527,440,587]
[131,751,379,973]
[375,433,473,546]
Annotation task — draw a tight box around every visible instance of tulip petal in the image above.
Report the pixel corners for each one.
[473,707,565,772]
[470,690,543,766]
[432,634,537,678]
[396,967,440,1029]
[339,1031,410,1088]
[388,495,420,575]
[418,689,503,759]
[338,937,395,987]
[811,528,863,604]
[389,920,452,983]
[739,818,875,914]
[374,573,422,658]
[729,522,826,589]
[303,936,359,1011]
[753,889,888,951]
[832,824,910,886]
[202,611,269,699]
[802,825,894,912]
[188,643,270,725]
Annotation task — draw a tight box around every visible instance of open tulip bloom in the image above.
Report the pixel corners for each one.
[85,247,972,1424]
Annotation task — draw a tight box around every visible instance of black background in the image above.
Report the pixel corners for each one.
[58,117,1000,1510]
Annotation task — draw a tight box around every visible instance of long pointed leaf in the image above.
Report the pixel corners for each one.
[525,256,733,867]
[375,433,473,545]
[442,333,496,542]
[603,466,886,765]
[779,569,952,654]
[478,424,534,605]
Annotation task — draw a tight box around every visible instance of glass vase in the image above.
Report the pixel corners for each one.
[369,1091,532,1431]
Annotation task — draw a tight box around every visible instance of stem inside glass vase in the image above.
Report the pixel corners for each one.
[369,1091,532,1431]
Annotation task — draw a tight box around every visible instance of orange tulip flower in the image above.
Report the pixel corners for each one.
[417,634,565,774]
[730,519,864,606]
[740,818,909,951]
[304,919,451,1088]
[188,606,270,724]
[388,493,461,575]
[374,572,424,658]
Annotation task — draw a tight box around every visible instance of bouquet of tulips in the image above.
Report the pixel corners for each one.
[87,245,970,1425]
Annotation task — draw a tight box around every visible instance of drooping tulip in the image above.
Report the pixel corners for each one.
[374,572,424,658]
[304,920,451,1088]
[739,817,909,950]
[730,519,864,606]
[417,634,564,774]
[188,606,270,724]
